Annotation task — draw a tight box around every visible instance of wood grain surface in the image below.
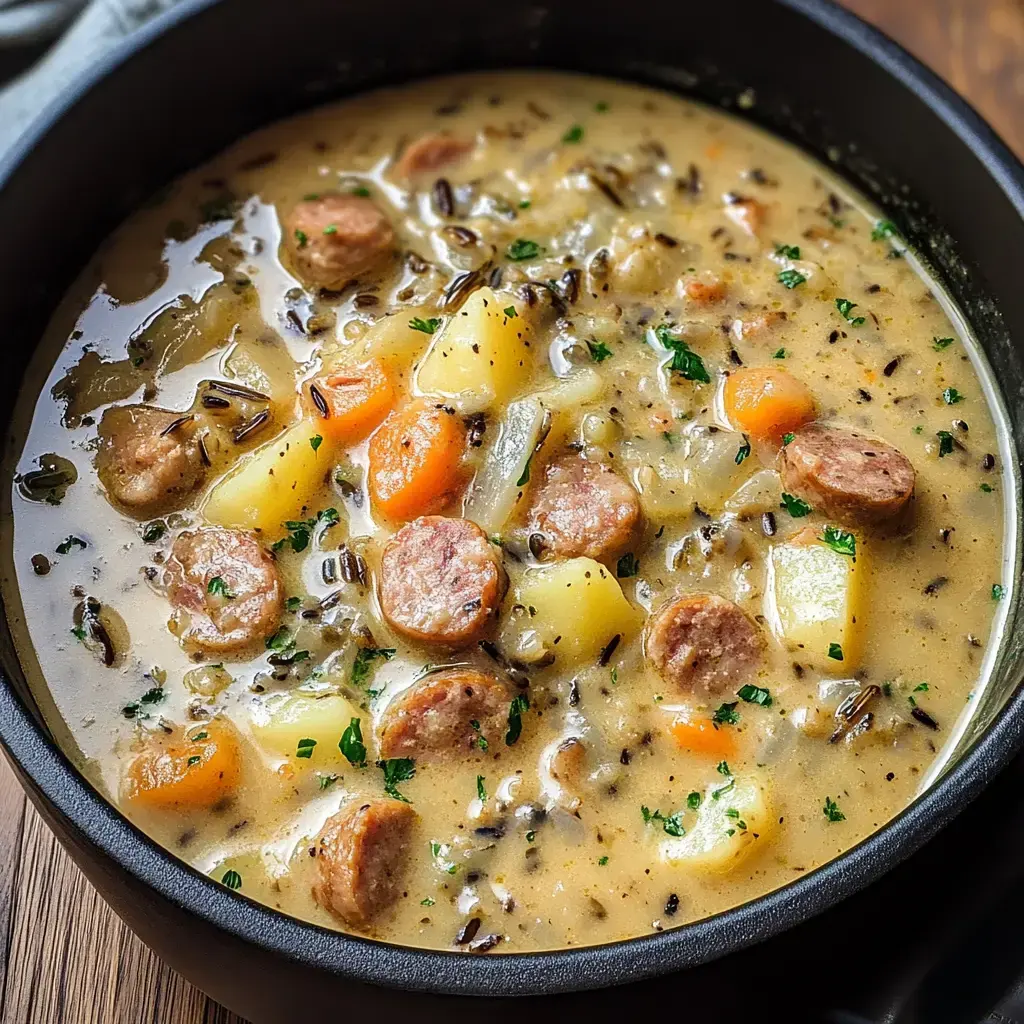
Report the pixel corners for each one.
[0,2,1020,1021]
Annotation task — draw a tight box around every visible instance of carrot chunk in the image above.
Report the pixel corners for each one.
[368,399,466,520]
[723,366,816,442]
[304,358,394,445]
[670,716,738,759]
[124,719,241,810]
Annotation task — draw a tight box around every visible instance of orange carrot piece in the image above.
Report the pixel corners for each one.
[124,719,241,810]
[304,358,394,444]
[368,399,466,521]
[670,716,738,759]
[723,366,816,442]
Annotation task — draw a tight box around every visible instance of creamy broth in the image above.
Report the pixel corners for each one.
[1,72,1011,953]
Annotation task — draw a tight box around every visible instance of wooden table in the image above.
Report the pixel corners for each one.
[0,2,1021,1020]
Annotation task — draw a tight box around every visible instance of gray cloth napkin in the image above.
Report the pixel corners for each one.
[0,0,184,157]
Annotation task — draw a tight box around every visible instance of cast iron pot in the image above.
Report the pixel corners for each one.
[0,1,1022,1020]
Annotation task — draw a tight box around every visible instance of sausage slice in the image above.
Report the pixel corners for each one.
[283,194,395,291]
[378,516,505,648]
[165,527,283,653]
[377,668,510,763]
[393,133,473,180]
[646,593,763,695]
[96,405,205,516]
[526,454,642,562]
[313,799,417,929]
[780,424,915,525]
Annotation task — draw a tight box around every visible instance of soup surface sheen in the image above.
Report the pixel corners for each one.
[2,72,1011,954]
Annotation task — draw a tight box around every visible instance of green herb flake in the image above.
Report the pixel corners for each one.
[598,855,609,866]
[207,576,236,599]
[640,807,685,837]
[351,646,396,688]
[773,348,787,359]
[377,757,416,802]
[322,224,338,236]
[295,737,317,759]
[189,730,209,743]
[340,717,368,767]
[56,535,86,555]
[562,124,585,144]
[271,507,339,554]
[186,755,202,767]
[516,454,533,488]
[221,869,243,890]
[835,297,866,326]
[319,774,339,791]
[913,682,930,692]
[981,483,994,493]
[265,627,294,653]
[294,229,308,248]
[142,522,166,543]
[309,434,323,453]
[828,642,844,661]
[717,761,731,776]
[942,387,965,405]
[616,552,639,579]
[821,525,856,557]
[775,243,801,260]
[937,430,955,457]
[933,337,955,351]
[505,693,530,746]
[993,584,1005,601]
[712,778,736,801]
[871,220,899,242]
[735,437,751,465]
[420,897,436,906]
[526,830,536,843]
[285,596,302,612]
[595,101,609,113]
[409,316,442,335]
[737,684,773,708]
[503,305,518,319]
[780,492,812,518]
[586,339,613,363]
[351,186,371,197]
[712,702,740,727]
[823,796,846,822]
[506,238,543,261]
[777,268,807,289]
[654,324,711,383]
[782,432,795,446]
[687,791,702,810]
[476,775,487,802]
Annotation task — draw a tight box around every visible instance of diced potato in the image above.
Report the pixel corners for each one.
[767,530,866,671]
[415,287,533,412]
[359,309,434,368]
[203,418,335,538]
[250,692,358,764]
[500,557,639,666]
[661,771,774,873]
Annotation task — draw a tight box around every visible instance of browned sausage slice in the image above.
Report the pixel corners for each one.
[313,799,417,929]
[779,424,915,524]
[646,593,763,695]
[393,134,473,180]
[282,194,395,291]
[526,454,642,562]
[378,516,505,648]
[96,405,205,516]
[377,668,510,763]
[165,527,283,653]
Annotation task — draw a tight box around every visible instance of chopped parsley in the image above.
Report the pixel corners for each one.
[265,627,294,652]
[936,430,955,457]
[506,238,542,261]
[737,684,773,708]
[654,324,711,383]
[777,268,807,289]
[586,339,613,363]
[476,775,487,802]
[821,526,856,557]
[295,737,317,759]
[616,552,639,578]
[712,702,740,726]
[272,507,339,553]
[207,576,236,599]
[835,298,865,326]
[409,316,442,334]
[294,229,308,249]
[780,492,812,517]
[828,642,844,661]
[141,522,166,543]
[598,855,609,866]
[712,778,736,801]
[871,220,899,242]
[503,305,518,318]
[823,796,846,822]
[470,719,489,752]
[993,584,1005,601]
[942,387,965,405]
[518,199,532,209]
[772,348,786,359]
[322,224,338,235]
[516,452,533,487]
[351,647,396,688]
[186,755,202,767]
[70,625,86,642]
[430,841,458,874]
[351,186,371,197]
[735,437,751,465]
[716,761,731,776]
[221,870,243,890]
[285,596,302,612]
[981,483,994,493]
[55,536,86,555]
[339,718,368,767]
[782,432,795,446]
[687,791,702,810]
[309,434,323,453]
[420,897,436,906]
[377,758,416,802]
[562,124,585,144]
[319,774,339,790]
[913,682,930,692]
[775,243,801,260]
[640,806,685,837]
[933,336,955,351]
[526,830,536,843]
[505,693,530,745]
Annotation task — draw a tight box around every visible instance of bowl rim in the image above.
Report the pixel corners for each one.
[1,0,1024,999]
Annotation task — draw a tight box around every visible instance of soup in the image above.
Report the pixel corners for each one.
[2,72,1011,954]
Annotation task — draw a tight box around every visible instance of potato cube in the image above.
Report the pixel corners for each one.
[415,287,532,411]
[767,529,866,671]
[500,557,639,666]
[250,692,358,765]
[203,418,335,538]
[661,771,774,874]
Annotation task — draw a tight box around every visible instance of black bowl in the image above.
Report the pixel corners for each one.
[1,0,1023,1019]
